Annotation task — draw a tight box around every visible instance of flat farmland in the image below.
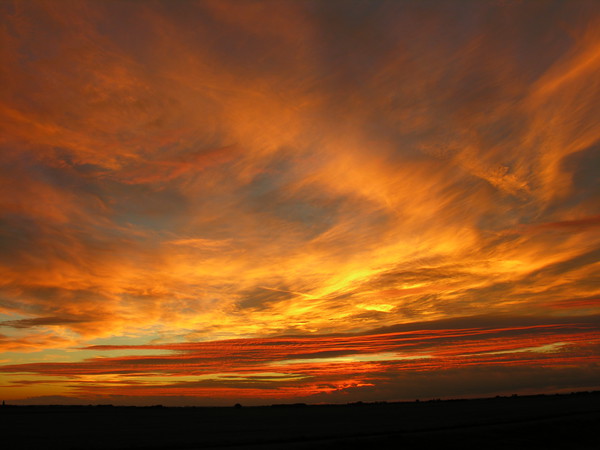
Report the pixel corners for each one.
[1,392,598,449]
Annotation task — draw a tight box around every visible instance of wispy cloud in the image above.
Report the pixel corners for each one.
[2,317,598,402]
[0,0,598,402]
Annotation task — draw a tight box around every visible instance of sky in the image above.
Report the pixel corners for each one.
[0,0,599,406]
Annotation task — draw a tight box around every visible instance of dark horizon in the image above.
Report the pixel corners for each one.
[2,391,599,449]
[4,389,600,409]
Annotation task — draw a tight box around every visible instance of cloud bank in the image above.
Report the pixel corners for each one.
[1,0,599,403]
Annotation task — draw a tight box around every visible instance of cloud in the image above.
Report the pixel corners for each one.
[0,331,76,353]
[0,316,92,329]
[1,315,598,402]
[0,0,599,402]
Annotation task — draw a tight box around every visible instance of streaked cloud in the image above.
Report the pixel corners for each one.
[0,0,599,403]
[1,317,598,403]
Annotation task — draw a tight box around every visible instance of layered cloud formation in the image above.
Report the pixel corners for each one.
[1,0,599,404]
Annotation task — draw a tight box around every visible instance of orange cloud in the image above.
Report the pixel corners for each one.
[0,0,599,403]
[2,317,598,403]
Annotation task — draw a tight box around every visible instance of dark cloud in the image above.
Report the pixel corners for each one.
[0,316,92,329]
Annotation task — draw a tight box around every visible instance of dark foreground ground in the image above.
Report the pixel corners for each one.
[1,392,599,449]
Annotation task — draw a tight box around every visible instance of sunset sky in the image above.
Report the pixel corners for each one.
[1,0,599,406]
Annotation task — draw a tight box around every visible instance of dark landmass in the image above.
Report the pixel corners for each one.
[1,391,599,449]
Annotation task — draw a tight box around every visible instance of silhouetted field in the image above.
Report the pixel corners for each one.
[1,392,598,449]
